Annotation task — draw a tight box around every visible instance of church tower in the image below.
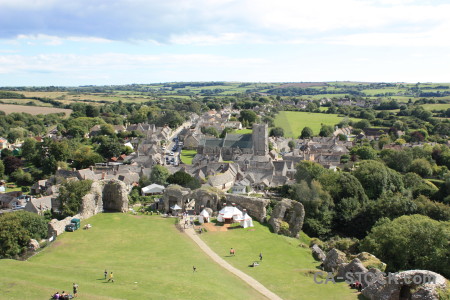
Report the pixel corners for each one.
[252,123,268,156]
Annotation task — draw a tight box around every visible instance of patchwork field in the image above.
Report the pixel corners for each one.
[0,104,72,116]
[274,111,361,138]
[200,221,359,300]
[0,214,265,300]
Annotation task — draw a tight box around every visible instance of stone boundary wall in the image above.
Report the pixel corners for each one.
[225,194,270,223]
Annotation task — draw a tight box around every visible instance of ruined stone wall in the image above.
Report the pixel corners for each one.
[192,188,223,212]
[161,185,191,212]
[225,194,270,223]
[102,180,129,212]
[48,179,129,236]
[268,198,305,238]
[48,214,81,237]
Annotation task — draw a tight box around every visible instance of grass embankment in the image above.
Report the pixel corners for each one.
[180,149,196,165]
[274,111,361,138]
[0,214,264,300]
[200,221,359,300]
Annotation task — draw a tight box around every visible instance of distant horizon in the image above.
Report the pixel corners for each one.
[1,80,449,88]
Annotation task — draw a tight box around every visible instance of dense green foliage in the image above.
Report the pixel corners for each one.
[149,165,170,185]
[167,171,201,190]
[57,180,93,218]
[0,211,47,258]
[361,215,450,278]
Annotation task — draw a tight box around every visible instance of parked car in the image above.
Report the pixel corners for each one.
[170,152,174,156]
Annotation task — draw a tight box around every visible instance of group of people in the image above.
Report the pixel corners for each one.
[104,270,114,282]
[52,284,77,299]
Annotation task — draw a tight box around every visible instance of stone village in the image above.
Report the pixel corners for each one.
[0,108,447,300]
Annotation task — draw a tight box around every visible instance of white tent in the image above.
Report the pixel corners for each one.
[198,209,210,224]
[141,184,165,195]
[239,212,254,228]
[217,205,243,223]
[171,204,182,210]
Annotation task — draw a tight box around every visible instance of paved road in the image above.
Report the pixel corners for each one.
[183,223,283,300]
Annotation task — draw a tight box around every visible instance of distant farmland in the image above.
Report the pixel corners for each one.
[274,111,361,138]
[0,104,72,116]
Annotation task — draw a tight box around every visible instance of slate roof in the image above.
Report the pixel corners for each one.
[223,134,252,149]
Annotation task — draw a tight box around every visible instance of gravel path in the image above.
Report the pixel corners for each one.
[184,225,283,300]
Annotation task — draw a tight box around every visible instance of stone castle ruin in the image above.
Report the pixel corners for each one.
[48,179,129,236]
[161,185,304,236]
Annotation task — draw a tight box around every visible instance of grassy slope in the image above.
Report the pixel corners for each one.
[0,214,264,300]
[274,111,361,138]
[201,221,359,300]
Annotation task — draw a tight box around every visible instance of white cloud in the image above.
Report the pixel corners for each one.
[0,52,266,75]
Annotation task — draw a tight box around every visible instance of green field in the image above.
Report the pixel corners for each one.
[274,111,361,138]
[201,221,358,300]
[0,214,264,300]
[421,103,450,111]
[181,149,197,165]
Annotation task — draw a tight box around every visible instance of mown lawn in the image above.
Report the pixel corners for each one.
[274,111,361,138]
[200,221,360,300]
[180,149,197,165]
[0,214,265,300]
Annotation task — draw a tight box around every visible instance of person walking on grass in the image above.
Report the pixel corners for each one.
[230,248,235,256]
[73,283,78,298]
[107,272,114,283]
[104,269,107,280]
[259,252,263,261]
[193,266,197,272]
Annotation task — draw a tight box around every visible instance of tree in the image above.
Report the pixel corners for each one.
[201,126,219,137]
[353,146,378,160]
[21,138,37,161]
[288,141,295,151]
[289,180,334,238]
[57,180,93,218]
[300,127,313,139]
[72,146,104,169]
[381,149,413,173]
[7,127,27,144]
[354,120,371,130]
[239,110,258,126]
[353,160,403,199]
[100,124,115,136]
[295,161,326,184]
[150,165,170,185]
[0,211,47,258]
[2,156,23,175]
[319,124,334,137]
[167,171,201,190]
[269,127,284,137]
[97,138,123,158]
[410,158,433,177]
[361,215,450,277]
[0,160,4,179]
[10,169,34,186]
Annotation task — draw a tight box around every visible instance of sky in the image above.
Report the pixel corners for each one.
[0,0,449,86]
